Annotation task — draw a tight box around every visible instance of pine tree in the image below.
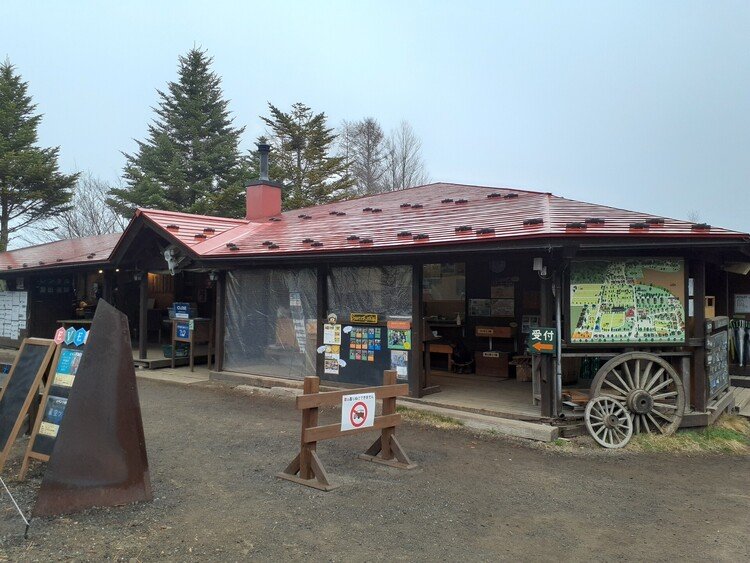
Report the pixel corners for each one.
[261,102,353,209]
[0,59,77,251]
[109,48,254,218]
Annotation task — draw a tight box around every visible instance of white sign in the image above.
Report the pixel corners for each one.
[341,392,376,431]
[323,323,341,345]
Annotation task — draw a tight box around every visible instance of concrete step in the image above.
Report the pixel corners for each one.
[397,400,559,442]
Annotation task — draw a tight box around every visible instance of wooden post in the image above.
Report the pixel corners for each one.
[214,271,225,372]
[539,275,555,417]
[691,259,707,412]
[299,376,319,480]
[138,272,148,360]
[359,370,416,469]
[411,262,424,397]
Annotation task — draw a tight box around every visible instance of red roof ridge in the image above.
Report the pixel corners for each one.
[136,208,248,225]
[283,182,548,215]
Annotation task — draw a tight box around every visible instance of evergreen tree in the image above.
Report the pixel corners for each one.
[109,48,254,218]
[261,102,353,209]
[0,59,76,251]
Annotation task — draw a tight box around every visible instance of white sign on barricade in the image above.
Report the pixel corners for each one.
[340,392,376,431]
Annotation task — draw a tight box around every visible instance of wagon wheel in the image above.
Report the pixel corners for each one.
[591,352,685,435]
[585,396,633,448]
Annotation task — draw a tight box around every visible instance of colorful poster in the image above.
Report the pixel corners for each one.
[348,326,381,362]
[38,395,68,438]
[323,323,341,345]
[387,328,412,350]
[324,343,341,375]
[53,348,83,388]
[391,350,409,380]
[570,258,686,344]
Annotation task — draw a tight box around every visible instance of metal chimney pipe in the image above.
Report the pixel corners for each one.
[257,143,270,181]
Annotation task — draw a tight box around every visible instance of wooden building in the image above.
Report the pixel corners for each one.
[2,175,749,429]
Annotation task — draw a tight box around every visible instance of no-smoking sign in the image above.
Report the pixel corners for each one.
[341,392,376,431]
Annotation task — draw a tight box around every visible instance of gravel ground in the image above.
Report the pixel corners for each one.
[0,379,748,562]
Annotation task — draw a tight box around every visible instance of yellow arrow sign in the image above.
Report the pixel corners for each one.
[532,341,554,352]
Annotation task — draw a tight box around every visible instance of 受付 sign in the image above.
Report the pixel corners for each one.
[528,327,557,355]
[341,392,375,431]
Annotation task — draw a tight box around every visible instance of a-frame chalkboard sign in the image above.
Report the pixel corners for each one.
[0,338,56,472]
[20,328,88,478]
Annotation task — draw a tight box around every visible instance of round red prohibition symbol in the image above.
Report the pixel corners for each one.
[349,401,368,428]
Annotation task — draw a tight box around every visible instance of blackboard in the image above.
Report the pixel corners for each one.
[30,344,85,457]
[0,338,56,470]
[327,325,393,387]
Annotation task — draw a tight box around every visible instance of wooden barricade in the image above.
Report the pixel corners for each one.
[277,370,416,491]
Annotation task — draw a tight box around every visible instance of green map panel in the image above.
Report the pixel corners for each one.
[570,258,685,344]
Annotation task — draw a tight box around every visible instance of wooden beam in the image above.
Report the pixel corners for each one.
[295,383,409,410]
[303,414,402,443]
[411,261,424,397]
[138,272,148,360]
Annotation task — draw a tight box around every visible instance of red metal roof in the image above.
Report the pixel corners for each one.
[134,208,247,249]
[0,232,122,273]
[4,183,747,271]
[138,183,747,259]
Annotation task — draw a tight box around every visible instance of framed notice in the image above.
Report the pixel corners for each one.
[734,294,750,314]
[491,298,514,317]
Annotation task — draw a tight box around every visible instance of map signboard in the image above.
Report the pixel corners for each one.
[570,258,686,344]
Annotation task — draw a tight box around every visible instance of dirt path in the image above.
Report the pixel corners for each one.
[1,379,748,561]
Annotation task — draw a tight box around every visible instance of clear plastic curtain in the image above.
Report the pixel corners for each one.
[327,265,412,318]
[224,268,317,379]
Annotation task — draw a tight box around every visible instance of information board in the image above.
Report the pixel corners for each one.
[570,258,686,344]
[0,338,56,471]
[706,330,729,400]
[26,329,88,461]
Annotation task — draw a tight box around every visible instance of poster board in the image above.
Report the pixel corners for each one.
[21,331,87,473]
[569,258,686,344]
[0,338,56,471]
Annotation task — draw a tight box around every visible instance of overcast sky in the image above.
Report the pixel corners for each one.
[2,1,749,234]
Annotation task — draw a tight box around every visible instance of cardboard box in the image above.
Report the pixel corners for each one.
[475,351,509,378]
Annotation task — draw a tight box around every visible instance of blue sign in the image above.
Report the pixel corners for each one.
[176,322,190,340]
[73,328,88,347]
[64,327,76,345]
[173,302,191,319]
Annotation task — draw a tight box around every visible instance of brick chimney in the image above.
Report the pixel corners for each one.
[245,143,282,220]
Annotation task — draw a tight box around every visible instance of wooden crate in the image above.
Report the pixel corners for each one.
[475,351,509,378]
[516,363,532,382]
